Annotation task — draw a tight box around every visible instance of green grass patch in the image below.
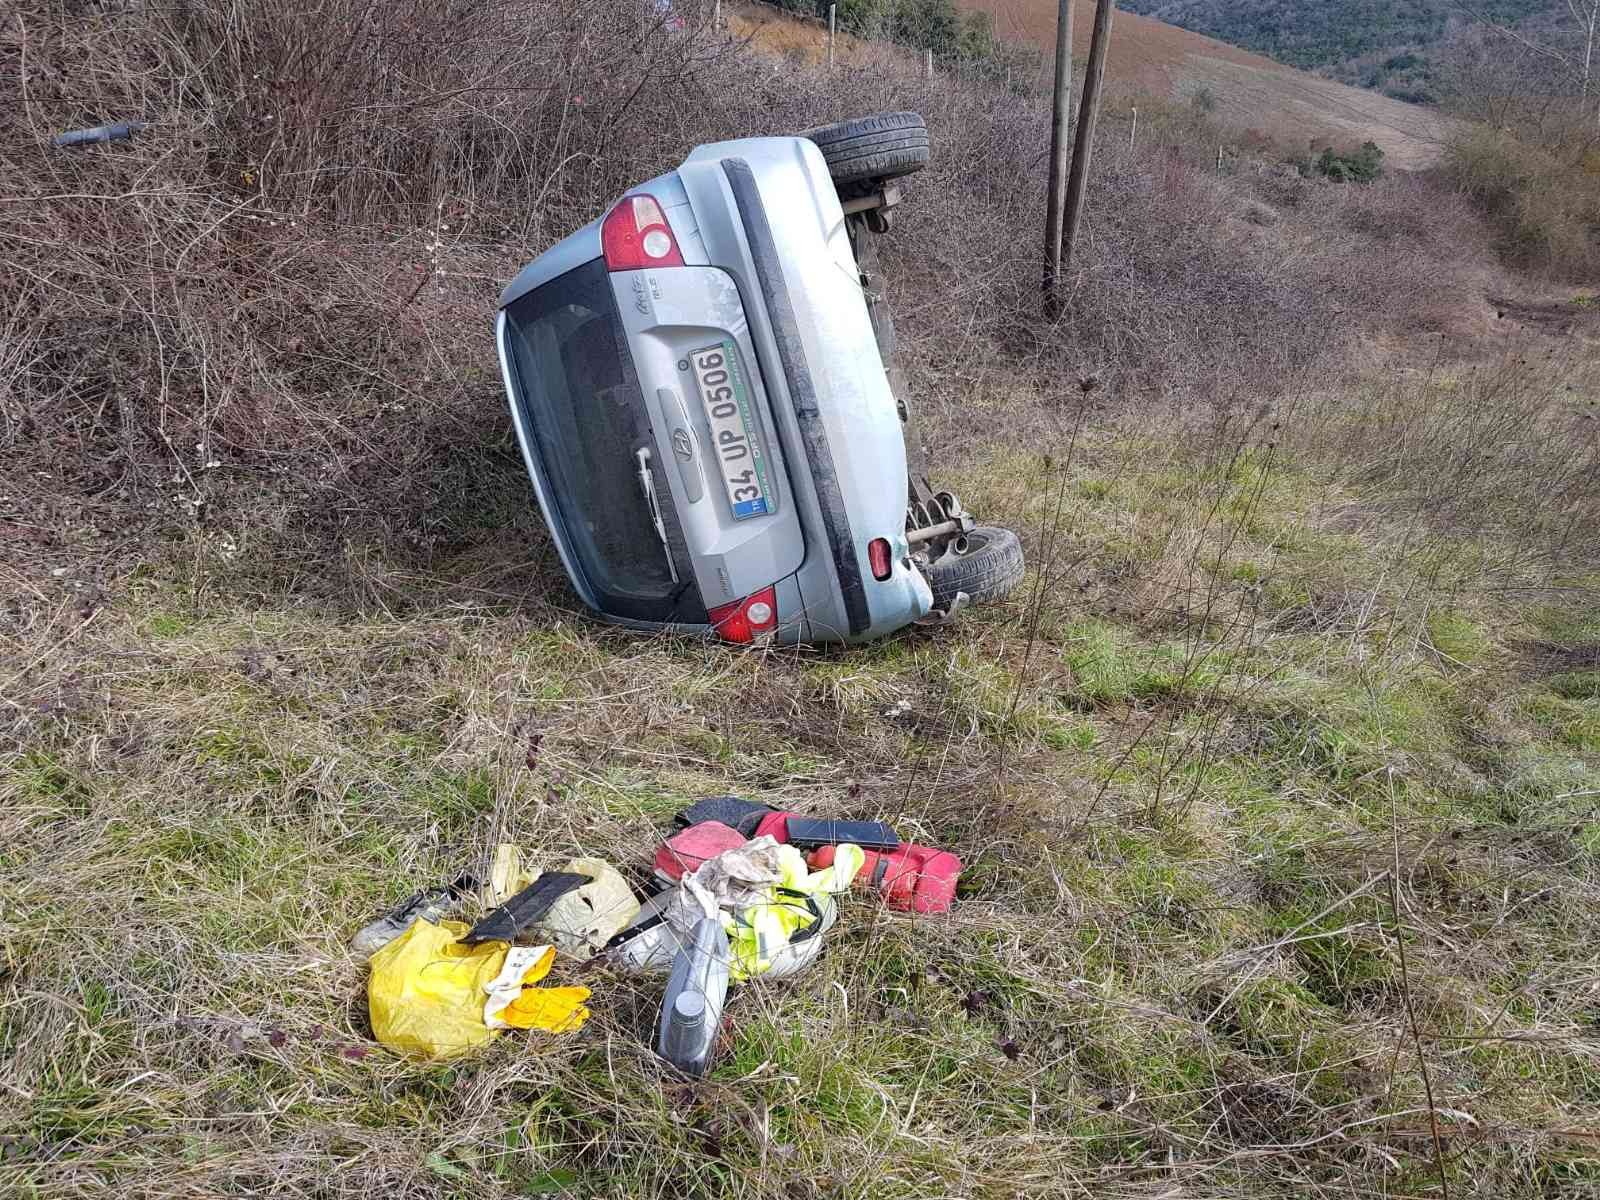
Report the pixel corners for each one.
[1547,671,1600,701]
[9,422,1600,1198]
[143,611,193,638]
[9,751,94,817]
[1520,692,1600,751]
[1426,608,1489,664]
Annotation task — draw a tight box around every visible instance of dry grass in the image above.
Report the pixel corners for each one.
[6,347,1600,1196]
[728,4,885,66]
[1445,124,1600,277]
[4,2,1600,1197]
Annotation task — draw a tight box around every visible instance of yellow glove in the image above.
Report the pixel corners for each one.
[500,986,592,1033]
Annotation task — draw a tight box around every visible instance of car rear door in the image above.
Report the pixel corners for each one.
[613,265,808,616]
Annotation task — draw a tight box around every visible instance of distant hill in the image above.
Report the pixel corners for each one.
[960,0,1454,166]
[1117,1,1560,98]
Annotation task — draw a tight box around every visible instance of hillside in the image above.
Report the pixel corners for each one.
[960,0,1454,165]
[1118,0,1561,93]
[6,2,1600,1198]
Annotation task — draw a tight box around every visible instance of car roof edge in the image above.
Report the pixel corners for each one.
[499,220,603,309]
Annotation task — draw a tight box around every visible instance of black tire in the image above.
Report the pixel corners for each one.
[922,526,1025,610]
[801,111,930,188]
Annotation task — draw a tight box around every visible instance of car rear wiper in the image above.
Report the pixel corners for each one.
[635,447,679,585]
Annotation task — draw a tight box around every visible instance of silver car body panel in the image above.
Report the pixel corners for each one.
[613,267,807,606]
[496,137,931,643]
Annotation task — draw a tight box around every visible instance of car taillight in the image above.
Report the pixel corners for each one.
[708,586,778,644]
[601,193,685,270]
[868,538,892,580]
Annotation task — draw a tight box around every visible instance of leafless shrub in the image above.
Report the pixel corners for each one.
[1445,125,1600,276]
[1434,19,1600,276]
[0,0,1501,594]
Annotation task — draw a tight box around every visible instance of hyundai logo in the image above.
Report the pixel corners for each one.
[671,428,693,461]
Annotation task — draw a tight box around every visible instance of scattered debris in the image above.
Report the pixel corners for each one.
[615,836,862,983]
[460,871,589,946]
[367,919,590,1058]
[354,794,959,1072]
[350,878,472,958]
[654,820,749,883]
[809,841,961,913]
[782,817,898,850]
[668,798,899,850]
[672,794,772,836]
[540,858,639,961]
[658,917,730,1078]
[483,945,590,1032]
[481,842,523,906]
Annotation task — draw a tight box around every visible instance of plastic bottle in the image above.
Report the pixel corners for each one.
[657,917,730,1077]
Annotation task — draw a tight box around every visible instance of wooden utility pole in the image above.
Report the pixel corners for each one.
[1061,0,1114,276]
[1042,0,1074,319]
[828,4,836,68]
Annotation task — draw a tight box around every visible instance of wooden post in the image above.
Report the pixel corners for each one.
[713,0,720,30]
[925,48,933,80]
[1129,105,1137,151]
[1042,0,1074,319]
[828,4,836,68]
[1061,0,1114,277]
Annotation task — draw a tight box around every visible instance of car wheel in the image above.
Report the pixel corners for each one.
[922,526,1025,610]
[801,111,930,189]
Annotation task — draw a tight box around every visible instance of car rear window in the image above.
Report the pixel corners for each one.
[501,258,705,623]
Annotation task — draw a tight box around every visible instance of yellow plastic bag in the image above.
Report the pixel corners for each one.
[367,920,592,1058]
[368,919,504,1059]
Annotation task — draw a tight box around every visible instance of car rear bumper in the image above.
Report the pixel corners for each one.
[685,144,930,643]
[719,157,872,638]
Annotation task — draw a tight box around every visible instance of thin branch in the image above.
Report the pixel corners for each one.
[1389,775,1450,1199]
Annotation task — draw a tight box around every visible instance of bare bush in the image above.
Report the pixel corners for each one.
[1288,347,1600,575]
[1435,19,1600,275]
[1445,125,1600,275]
[0,0,1499,589]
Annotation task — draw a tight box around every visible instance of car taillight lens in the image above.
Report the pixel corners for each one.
[708,586,779,644]
[868,538,892,580]
[601,193,685,270]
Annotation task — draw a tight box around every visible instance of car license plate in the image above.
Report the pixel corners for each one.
[689,341,771,520]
